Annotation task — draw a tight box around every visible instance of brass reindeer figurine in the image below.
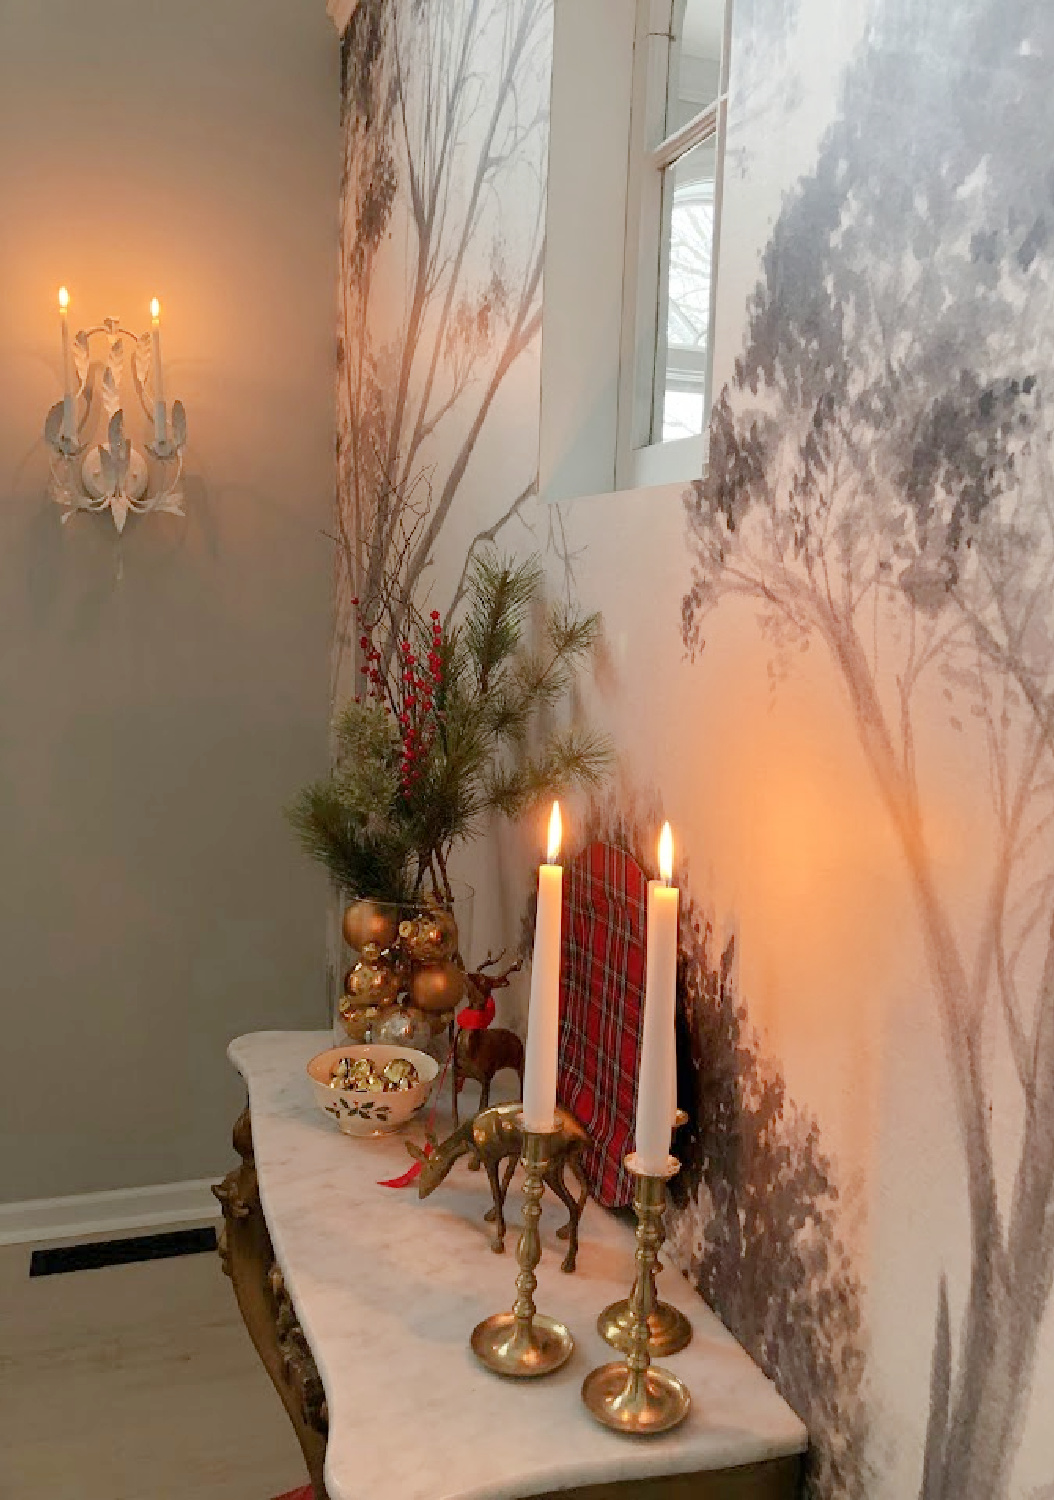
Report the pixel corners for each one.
[406,1102,590,1272]
[452,954,524,1126]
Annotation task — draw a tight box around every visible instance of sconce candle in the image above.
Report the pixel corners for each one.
[150,297,166,445]
[635,822,680,1173]
[58,287,74,440]
[522,802,564,1133]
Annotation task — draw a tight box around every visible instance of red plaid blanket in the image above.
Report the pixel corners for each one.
[557,842,648,1207]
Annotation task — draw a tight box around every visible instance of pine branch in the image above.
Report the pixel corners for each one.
[464,551,542,692]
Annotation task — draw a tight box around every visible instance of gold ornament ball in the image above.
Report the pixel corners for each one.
[343,899,400,953]
[398,908,459,963]
[346,945,402,1007]
[337,1001,379,1042]
[410,959,466,1014]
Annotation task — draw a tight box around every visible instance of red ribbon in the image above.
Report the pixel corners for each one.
[456,995,495,1029]
[378,1032,457,1188]
[377,1139,432,1189]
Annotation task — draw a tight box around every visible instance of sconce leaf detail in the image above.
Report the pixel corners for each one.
[44,311,187,533]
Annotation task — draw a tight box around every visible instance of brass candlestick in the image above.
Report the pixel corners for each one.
[582,1153,691,1434]
[471,1119,574,1377]
[597,1113,692,1357]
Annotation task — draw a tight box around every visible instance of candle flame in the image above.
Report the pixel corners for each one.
[658,821,674,884]
[547,801,562,863]
[58,286,70,310]
[150,297,161,320]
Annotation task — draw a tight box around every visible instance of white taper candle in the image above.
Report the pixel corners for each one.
[635,823,680,1173]
[150,297,167,445]
[59,287,74,440]
[522,802,564,1133]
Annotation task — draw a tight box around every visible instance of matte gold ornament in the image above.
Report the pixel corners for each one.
[398,907,459,963]
[410,959,466,1014]
[343,899,400,953]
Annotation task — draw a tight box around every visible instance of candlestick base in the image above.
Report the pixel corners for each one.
[581,1361,691,1435]
[470,1311,574,1378]
[583,1153,690,1435]
[597,1296,692,1357]
[598,1148,691,1355]
[470,1124,574,1379]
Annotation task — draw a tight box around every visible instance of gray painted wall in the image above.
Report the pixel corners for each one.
[0,0,338,1201]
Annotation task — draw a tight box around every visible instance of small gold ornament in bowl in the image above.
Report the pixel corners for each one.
[307,1045,438,1137]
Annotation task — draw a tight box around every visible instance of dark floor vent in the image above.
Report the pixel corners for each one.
[29,1226,218,1277]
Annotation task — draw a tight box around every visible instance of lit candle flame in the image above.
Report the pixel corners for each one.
[58,286,70,311]
[658,821,674,885]
[150,296,161,321]
[547,801,562,864]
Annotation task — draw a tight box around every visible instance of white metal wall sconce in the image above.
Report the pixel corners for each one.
[44,289,187,532]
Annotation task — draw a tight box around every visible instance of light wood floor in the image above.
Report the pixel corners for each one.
[0,1226,308,1500]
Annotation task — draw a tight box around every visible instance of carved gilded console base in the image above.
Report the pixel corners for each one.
[213,1108,329,1500]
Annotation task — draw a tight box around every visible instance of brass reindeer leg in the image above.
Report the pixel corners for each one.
[483,1155,507,1252]
[545,1160,585,1273]
[498,1153,517,1219]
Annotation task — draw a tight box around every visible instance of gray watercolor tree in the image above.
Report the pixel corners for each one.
[335,0,551,696]
[684,1,1054,1495]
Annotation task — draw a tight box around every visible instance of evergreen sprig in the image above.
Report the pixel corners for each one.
[287,550,613,901]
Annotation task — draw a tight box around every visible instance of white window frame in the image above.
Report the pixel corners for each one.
[615,0,731,493]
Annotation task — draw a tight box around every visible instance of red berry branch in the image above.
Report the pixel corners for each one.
[353,599,445,803]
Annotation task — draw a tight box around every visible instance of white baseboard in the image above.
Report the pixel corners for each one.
[0,1178,221,1248]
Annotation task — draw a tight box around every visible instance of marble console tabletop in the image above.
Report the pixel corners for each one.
[228,1030,806,1500]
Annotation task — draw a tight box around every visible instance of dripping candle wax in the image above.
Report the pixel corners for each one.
[635,822,680,1173]
[522,802,563,1132]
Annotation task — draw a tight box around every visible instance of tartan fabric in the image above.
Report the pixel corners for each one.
[557,841,648,1207]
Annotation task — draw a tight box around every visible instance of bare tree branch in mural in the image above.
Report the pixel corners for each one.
[336,0,551,700]
[684,3,1054,1495]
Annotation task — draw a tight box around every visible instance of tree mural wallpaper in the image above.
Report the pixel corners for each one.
[335,0,552,698]
[686,0,1054,1494]
[332,0,1054,1495]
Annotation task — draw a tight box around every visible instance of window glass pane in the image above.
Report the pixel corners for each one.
[669,0,724,131]
[657,136,715,442]
[663,389,706,444]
